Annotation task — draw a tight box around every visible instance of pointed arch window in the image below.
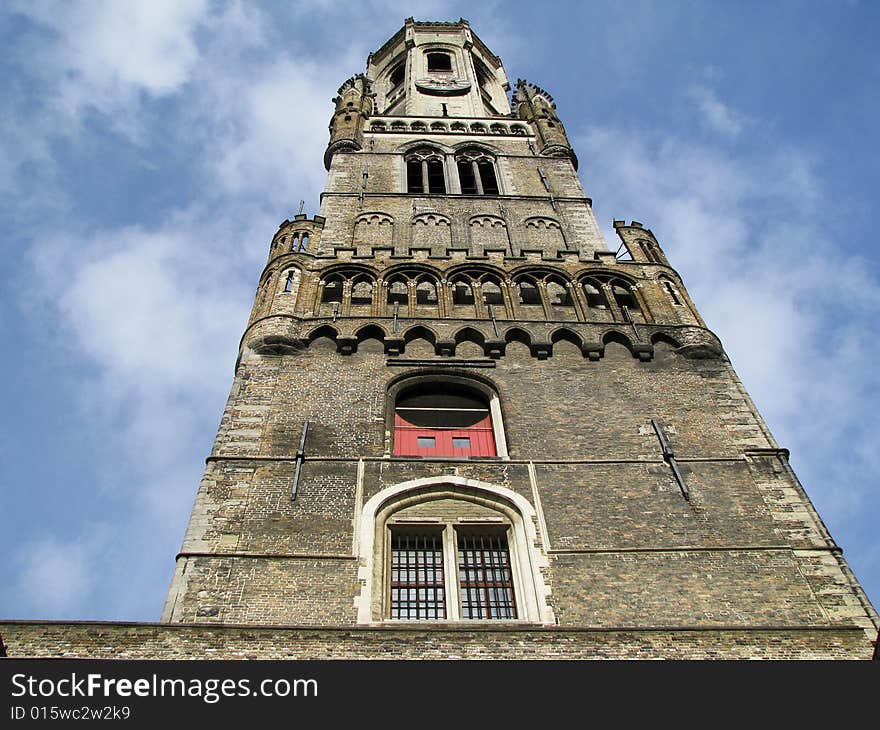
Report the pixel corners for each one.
[351,279,373,306]
[456,149,499,196]
[582,279,608,309]
[321,277,343,303]
[387,279,409,305]
[612,281,640,312]
[406,148,446,194]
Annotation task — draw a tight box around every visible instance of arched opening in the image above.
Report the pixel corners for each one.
[321,277,343,303]
[387,279,409,306]
[406,148,446,194]
[350,278,373,307]
[355,477,555,625]
[582,279,608,309]
[393,381,497,458]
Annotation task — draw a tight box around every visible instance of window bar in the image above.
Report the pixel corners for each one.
[392,301,399,333]
[290,420,309,501]
[651,419,690,501]
[621,303,639,338]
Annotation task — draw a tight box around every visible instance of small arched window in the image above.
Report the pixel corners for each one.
[299,233,309,252]
[426,52,452,72]
[393,382,496,457]
[451,279,474,306]
[547,280,573,307]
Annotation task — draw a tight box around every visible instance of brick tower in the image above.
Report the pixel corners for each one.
[152,18,877,658]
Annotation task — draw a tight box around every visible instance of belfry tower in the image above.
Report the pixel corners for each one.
[156,19,877,658]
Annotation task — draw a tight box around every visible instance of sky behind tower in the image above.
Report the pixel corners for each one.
[1,1,878,622]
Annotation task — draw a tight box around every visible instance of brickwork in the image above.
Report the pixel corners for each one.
[1,622,872,660]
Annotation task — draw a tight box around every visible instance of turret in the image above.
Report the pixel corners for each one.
[324,74,373,170]
[514,79,578,169]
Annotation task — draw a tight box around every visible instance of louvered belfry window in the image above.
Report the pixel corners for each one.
[393,383,496,457]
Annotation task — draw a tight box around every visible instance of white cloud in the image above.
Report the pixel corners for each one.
[578,124,880,531]
[15,534,103,618]
[689,84,748,137]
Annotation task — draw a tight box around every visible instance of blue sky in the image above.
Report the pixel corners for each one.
[1,0,878,622]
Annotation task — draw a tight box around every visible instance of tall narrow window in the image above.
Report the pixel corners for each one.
[477,161,499,195]
[407,160,424,193]
[390,530,446,620]
[664,281,682,305]
[299,234,309,251]
[426,159,446,193]
[458,160,478,194]
[283,271,295,293]
[457,531,517,619]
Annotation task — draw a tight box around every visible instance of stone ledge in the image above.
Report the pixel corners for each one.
[1,622,873,660]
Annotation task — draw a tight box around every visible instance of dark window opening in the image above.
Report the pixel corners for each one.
[321,280,343,303]
[407,160,424,193]
[613,284,640,311]
[389,64,405,89]
[457,531,516,619]
[452,282,474,306]
[284,272,294,293]
[477,161,499,195]
[547,281,573,307]
[390,530,446,620]
[427,52,452,72]
[518,281,541,306]
[416,281,438,305]
[664,281,682,305]
[388,280,409,305]
[458,160,478,194]
[482,282,504,306]
[394,383,496,457]
[583,282,607,309]
[426,159,446,193]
